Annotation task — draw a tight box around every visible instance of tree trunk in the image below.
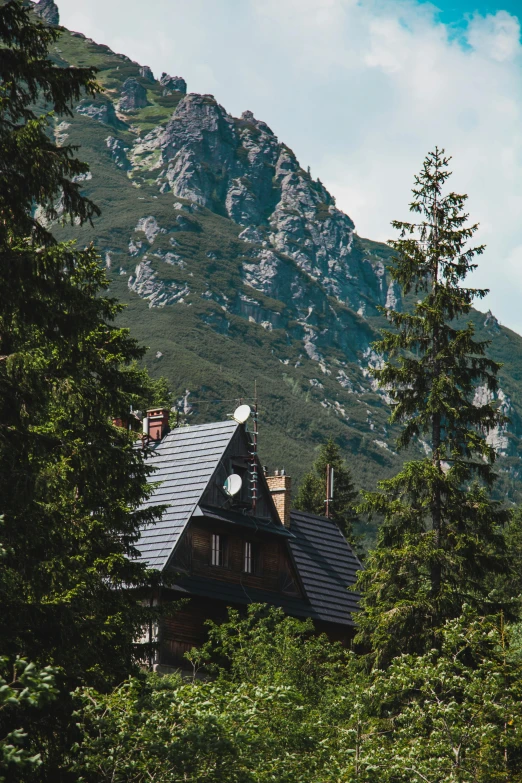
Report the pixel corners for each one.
[431,407,442,599]
[431,181,443,606]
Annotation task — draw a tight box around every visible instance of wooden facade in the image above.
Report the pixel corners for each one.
[135,418,362,671]
[158,513,304,667]
[160,597,228,666]
[173,522,301,595]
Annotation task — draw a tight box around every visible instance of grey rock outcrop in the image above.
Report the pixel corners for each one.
[135,216,166,244]
[160,73,187,95]
[473,384,517,456]
[76,98,123,128]
[32,0,59,24]
[128,260,189,308]
[157,94,387,313]
[484,309,501,333]
[139,65,155,82]
[106,136,131,170]
[118,78,148,112]
[98,85,400,376]
[240,109,274,135]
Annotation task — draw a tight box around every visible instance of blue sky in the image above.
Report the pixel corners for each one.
[431,0,521,23]
[56,0,522,334]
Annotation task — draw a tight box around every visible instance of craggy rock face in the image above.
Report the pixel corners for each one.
[154,95,388,315]
[118,78,148,112]
[105,89,394,383]
[32,0,59,25]
[160,73,187,95]
[128,259,190,308]
[76,98,127,130]
[58,24,522,496]
[139,65,155,82]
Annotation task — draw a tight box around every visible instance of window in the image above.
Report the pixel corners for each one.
[211,534,227,567]
[244,541,259,574]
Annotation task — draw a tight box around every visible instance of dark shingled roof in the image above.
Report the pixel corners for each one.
[136,420,238,570]
[288,510,362,626]
[136,418,362,628]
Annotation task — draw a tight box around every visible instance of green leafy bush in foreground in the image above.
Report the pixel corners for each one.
[72,606,522,783]
[0,658,57,781]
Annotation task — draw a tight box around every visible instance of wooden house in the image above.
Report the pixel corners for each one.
[136,412,362,670]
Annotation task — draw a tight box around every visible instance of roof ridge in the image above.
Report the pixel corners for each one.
[290,508,335,522]
[171,419,237,431]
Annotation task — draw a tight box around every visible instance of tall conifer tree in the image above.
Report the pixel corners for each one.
[355,149,509,666]
[0,4,165,778]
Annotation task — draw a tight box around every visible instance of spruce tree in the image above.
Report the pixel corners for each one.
[355,148,510,666]
[0,4,165,778]
[294,439,358,543]
[0,0,99,245]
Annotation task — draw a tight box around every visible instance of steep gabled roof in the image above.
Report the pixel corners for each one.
[136,420,362,629]
[136,420,238,569]
[288,510,362,627]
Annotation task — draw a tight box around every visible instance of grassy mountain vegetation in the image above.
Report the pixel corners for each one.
[47,23,522,528]
[3,7,522,781]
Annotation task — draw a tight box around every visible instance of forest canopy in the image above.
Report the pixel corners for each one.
[1,3,522,783]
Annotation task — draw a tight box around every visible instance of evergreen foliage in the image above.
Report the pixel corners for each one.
[352,611,522,781]
[145,375,174,409]
[0,0,99,244]
[495,505,522,611]
[355,148,511,666]
[0,3,165,779]
[0,656,57,780]
[73,606,353,783]
[294,438,358,543]
[72,607,522,783]
[0,246,163,686]
[2,7,522,778]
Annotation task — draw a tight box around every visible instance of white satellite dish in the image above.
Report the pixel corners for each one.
[233,404,251,424]
[223,473,242,497]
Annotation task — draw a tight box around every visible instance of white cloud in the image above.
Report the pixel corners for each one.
[506,243,522,283]
[56,0,522,332]
[467,10,521,62]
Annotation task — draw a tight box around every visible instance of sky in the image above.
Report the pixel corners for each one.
[56,0,522,334]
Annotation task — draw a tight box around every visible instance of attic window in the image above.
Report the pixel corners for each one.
[211,534,227,567]
[244,541,258,574]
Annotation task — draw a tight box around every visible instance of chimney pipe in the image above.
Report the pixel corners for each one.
[146,408,170,441]
[266,471,292,528]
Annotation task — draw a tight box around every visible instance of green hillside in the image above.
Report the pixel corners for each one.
[45,20,522,527]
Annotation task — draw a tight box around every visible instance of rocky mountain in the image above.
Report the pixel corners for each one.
[32,0,59,25]
[38,5,522,527]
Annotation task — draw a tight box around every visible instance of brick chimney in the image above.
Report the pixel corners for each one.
[145,408,170,441]
[266,470,292,528]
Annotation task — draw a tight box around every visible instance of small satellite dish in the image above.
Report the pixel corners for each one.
[223,473,242,497]
[233,404,251,424]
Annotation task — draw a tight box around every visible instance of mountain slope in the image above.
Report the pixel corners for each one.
[42,10,522,525]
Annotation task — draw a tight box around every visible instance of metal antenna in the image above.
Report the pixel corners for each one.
[325,463,334,519]
[249,381,258,514]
